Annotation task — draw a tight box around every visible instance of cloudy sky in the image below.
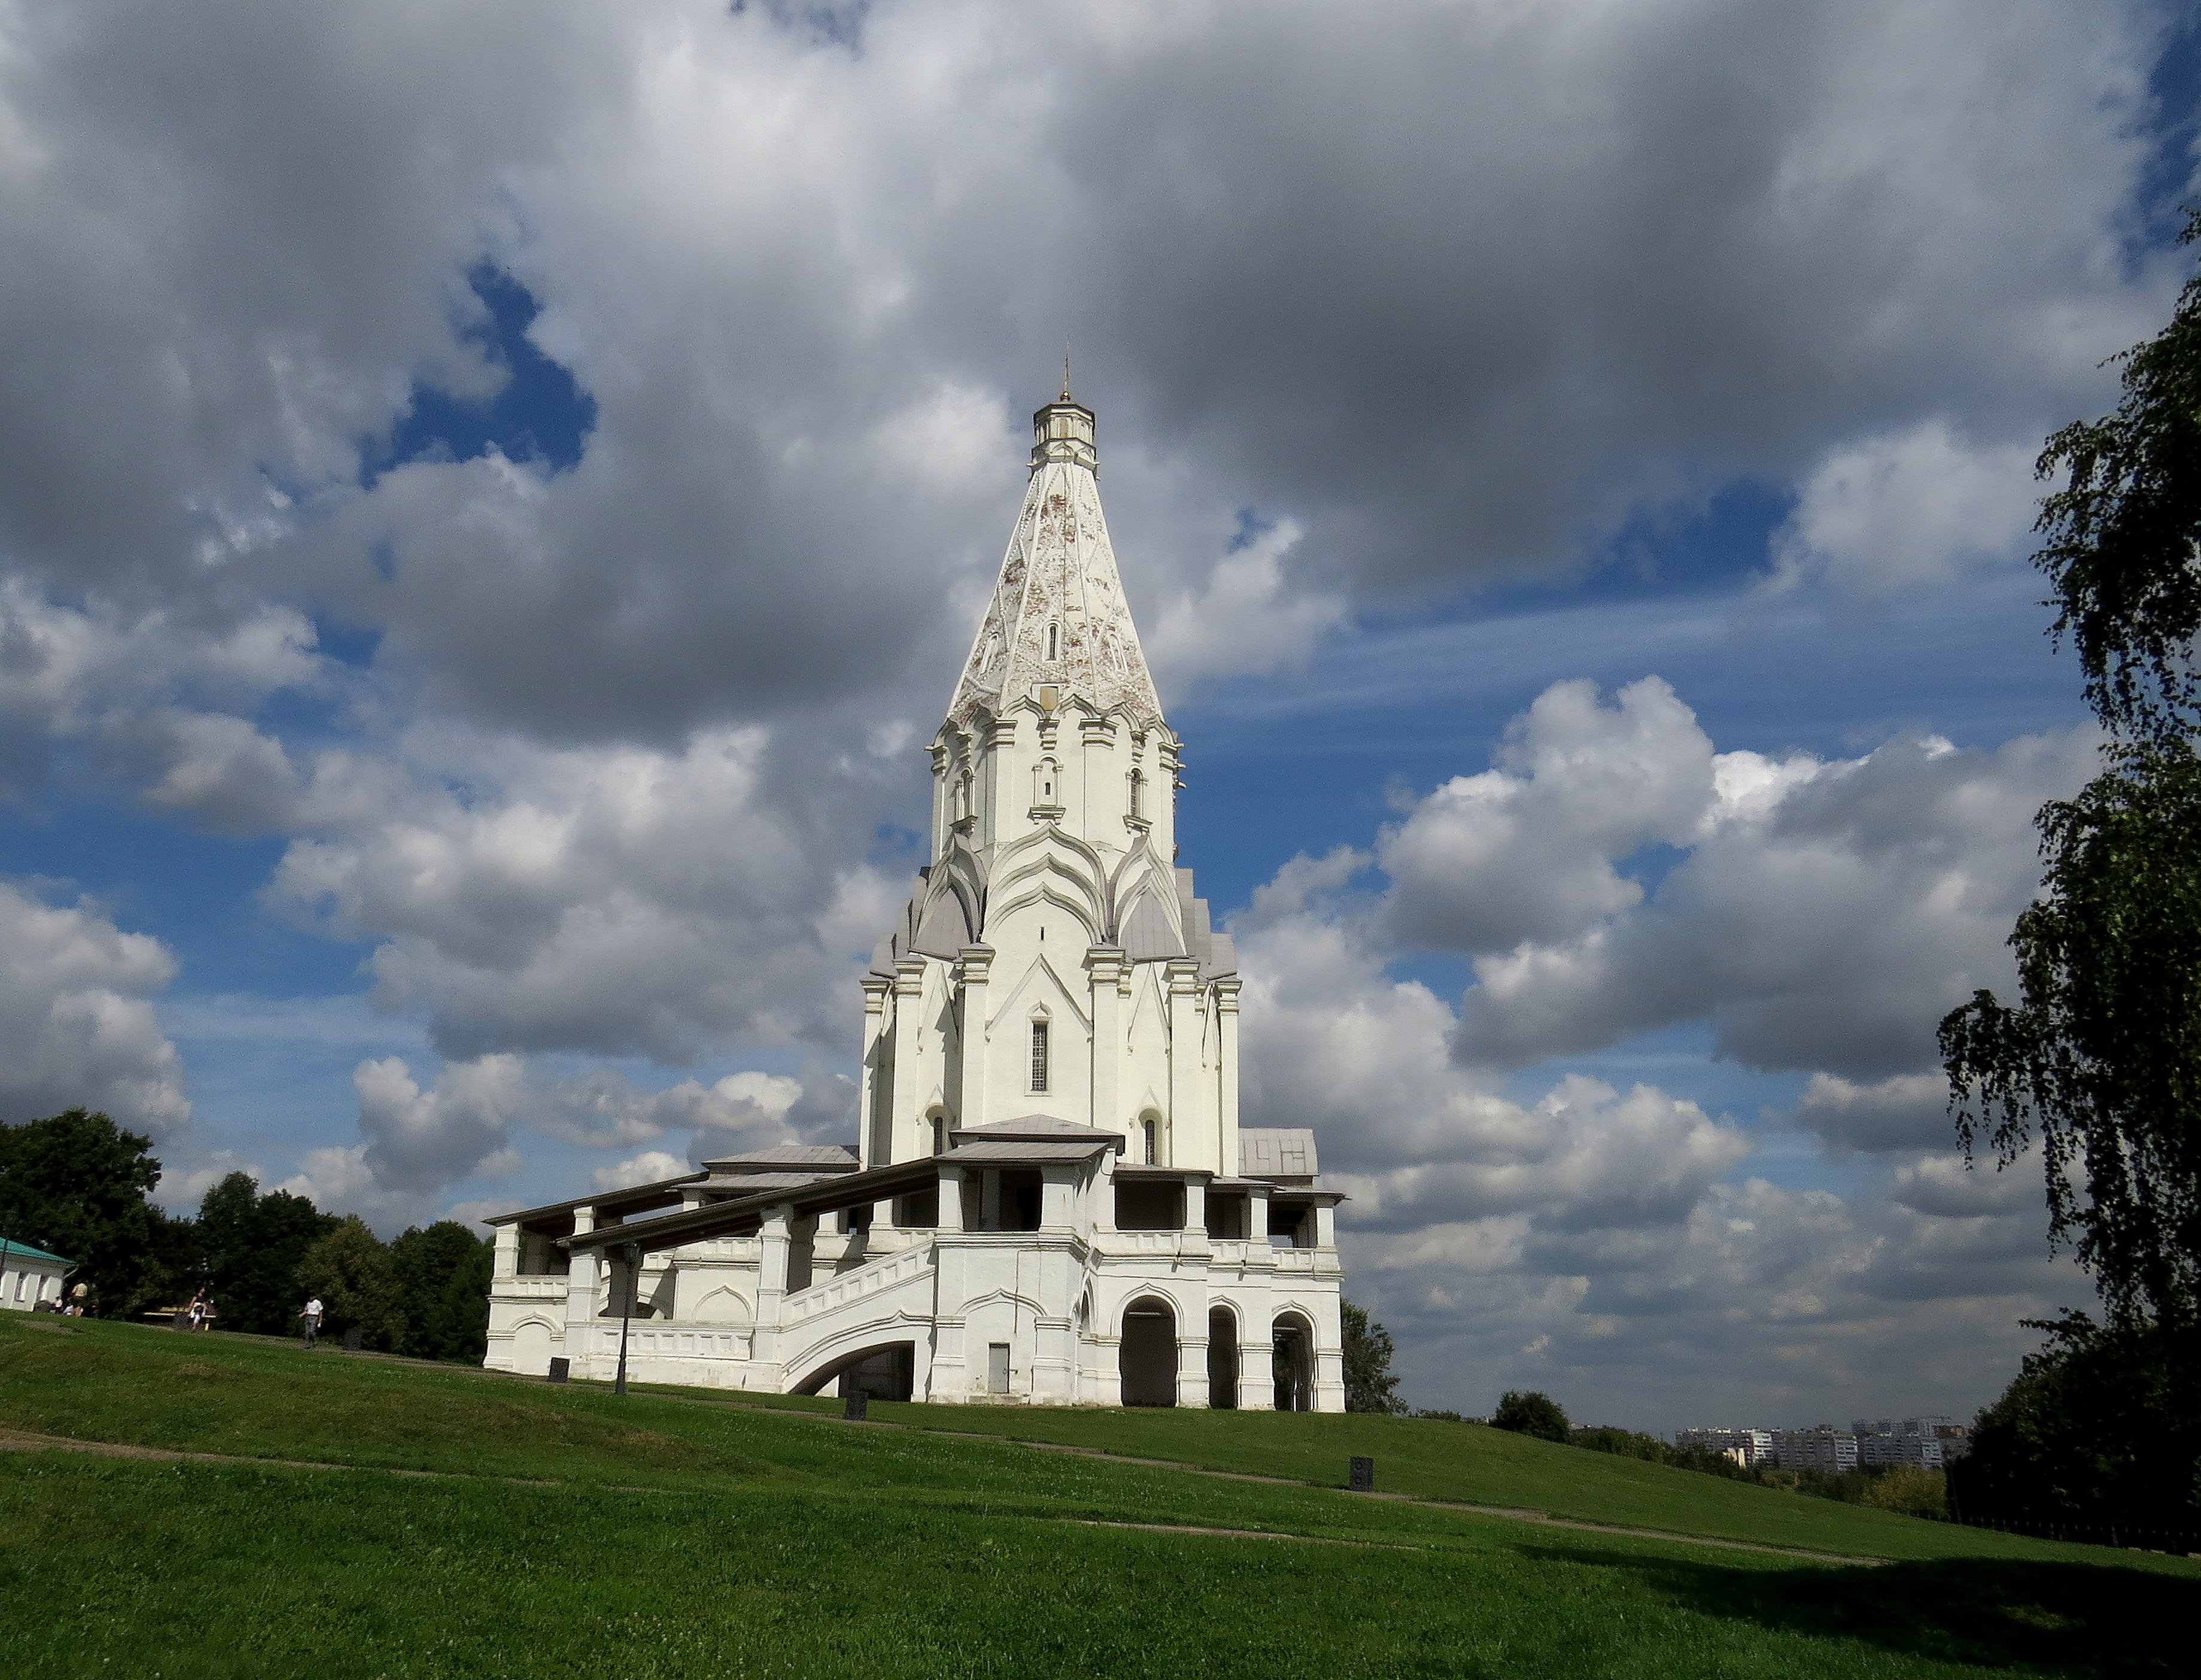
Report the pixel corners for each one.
[2,1,2195,1430]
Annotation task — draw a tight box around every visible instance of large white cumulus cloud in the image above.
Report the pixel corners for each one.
[0,879,189,1132]
[1372,680,2100,1080]
[0,0,2178,740]
[1232,675,2099,1419]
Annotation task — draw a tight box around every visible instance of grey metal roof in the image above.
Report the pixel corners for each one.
[954,1115,1122,1143]
[563,1155,944,1256]
[484,1172,708,1228]
[1238,1128,1319,1180]
[698,1144,858,1172]
[939,1139,1112,1164]
[700,1171,844,1194]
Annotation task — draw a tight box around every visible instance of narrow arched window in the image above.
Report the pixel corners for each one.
[1142,1117,1159,1165]
[1033,757,1058,807]
[1030,1019,1050,1092]
[1047,622,1059,661]
[1129,768,1144,821]
[932,1113,949,1155]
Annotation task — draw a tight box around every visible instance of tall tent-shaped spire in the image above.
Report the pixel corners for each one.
[947,394,1165,733]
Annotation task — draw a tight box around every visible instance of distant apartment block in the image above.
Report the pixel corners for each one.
[1857,1432,1943,1468]
[1673,1427,1773,1466]
[1678,1417,1964,1473]
[1770,1427,1859,1472]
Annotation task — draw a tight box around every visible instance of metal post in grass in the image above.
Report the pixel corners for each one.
[614,1241,640,1398]
[1349,1456,1375,1493]
[844,1386,868,1422]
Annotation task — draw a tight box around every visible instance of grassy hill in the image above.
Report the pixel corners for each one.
[0,1316,2191,1678]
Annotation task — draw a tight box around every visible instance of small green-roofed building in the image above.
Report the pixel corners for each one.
[1,1236,74,1311]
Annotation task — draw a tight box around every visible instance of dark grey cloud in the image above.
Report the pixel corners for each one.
[3,2,2178,750]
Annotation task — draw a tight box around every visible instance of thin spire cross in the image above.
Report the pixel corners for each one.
[1062,343,1072,401]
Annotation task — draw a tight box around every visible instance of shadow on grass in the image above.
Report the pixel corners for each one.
[1527,1544,2197,1676]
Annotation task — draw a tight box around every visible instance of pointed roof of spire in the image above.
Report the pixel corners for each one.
[947,394,1165,733]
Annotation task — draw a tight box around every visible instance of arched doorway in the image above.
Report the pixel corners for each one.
[1119,1296,1178,1407]
[1272,1311,1314,1412]
[1207,1305,1239,1409]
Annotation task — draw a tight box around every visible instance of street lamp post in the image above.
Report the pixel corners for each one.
[614,1241,640,1397]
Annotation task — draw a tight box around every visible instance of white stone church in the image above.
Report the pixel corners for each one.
[484,390,1345,1408]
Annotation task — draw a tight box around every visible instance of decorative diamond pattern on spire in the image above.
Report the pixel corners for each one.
[949,403,1165,733]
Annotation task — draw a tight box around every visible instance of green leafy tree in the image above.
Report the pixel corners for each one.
[1860,1467,1948,1521]
[0,1110,167,1315]
[197,1172,337,1335]
[296,1216,404,1351]
[1941,747,2201,1326]
[1490,1390,1569,1443]
[391,1220,492,1362]
[1941,212,2201,1335]
[1950,1313,2199,1535]
[1340,1298,1406,1414]
[2032,211,2201,746]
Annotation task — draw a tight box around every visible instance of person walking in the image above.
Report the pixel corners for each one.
[299,1295,323,1349]
[185,1286,210,1332]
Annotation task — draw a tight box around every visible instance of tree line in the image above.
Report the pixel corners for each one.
[0,1108,491,1362]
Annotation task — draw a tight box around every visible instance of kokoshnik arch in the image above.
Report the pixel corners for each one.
[484,390,1346,1409]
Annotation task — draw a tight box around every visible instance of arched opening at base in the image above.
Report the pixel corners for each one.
[1208,1305,1239,1409]
[794,1341,915,1401]
[1119,1297,1178,1408]
[1272,1311,1314,1412]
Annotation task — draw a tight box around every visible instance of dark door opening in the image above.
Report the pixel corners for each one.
[1120,1301,1177,1407]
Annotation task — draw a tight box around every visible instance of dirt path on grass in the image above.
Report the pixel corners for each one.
[910,1428,1886,1566]
[0,1427,1402,1551]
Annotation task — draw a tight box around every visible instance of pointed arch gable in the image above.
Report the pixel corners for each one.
[987,951,1092,1034]
[993,883,1102,947]
[691,1287,753,1326]
[1123,963,1168,1047]
[992,843,1106,925]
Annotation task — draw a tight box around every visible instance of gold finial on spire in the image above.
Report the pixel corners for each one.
[1062,343,1072,401]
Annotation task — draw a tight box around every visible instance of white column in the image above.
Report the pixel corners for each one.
[563,1207,600,1369]
[1164,958,1202,1166]
[1086,947,1124,1135]
[859,976,892,1169]
[1182,1177,1207,1237]
[1039,1163,1077,1232]
[1092,1152,1118,1235]
[753,1205,792,1375]
[1176,1287,1211,1409]
[1247,1185,1270,1245]
[982,717,1019,847]
[929,1165,969,1401]
[493,1226,519,1280]
[956,946,992,1131]
[889,957,928,1166]
[1214,977,1241,1174]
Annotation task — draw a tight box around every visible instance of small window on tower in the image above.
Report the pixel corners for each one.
[1142,1117,1159,1165]
[1129,768,1145,821]
[1047,622,1058,661]
[1030,1019,1050,1093]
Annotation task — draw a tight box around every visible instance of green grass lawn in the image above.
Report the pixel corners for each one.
[1,1317,2193,1678]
